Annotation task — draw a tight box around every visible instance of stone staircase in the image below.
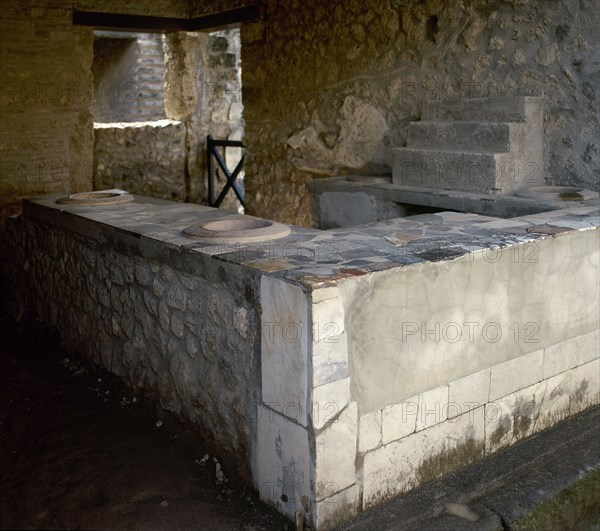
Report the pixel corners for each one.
[392,96,544,194]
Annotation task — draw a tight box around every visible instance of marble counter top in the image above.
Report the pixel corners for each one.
[22,193,600,289]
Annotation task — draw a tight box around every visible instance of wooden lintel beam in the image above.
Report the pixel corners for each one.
[73,5,259,33]
[73,11,187,32]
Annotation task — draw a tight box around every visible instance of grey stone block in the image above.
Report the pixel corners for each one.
[392,148,512,193]
[407,121,514,152]
[393,96,544,193]
[319,191,377,229]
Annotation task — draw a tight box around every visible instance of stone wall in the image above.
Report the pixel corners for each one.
[189,0,255,17]
[92,35,140,122]
[3,0,596,230]
[94,29,244,206]
[162,29,244,209]
[241,0,600,226]
[93,32,167,123]
[1,213,260,478]
[94,28,244,209]
[94,120,187,200]
[90,19,246,207]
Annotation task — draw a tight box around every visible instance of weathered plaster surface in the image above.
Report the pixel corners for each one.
[340,228,599,413]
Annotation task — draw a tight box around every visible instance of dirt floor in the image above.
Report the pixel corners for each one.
[0,320,291,530]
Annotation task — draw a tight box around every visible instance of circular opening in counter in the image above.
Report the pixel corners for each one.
[514,186,598,202]
[202,218,272,232]
[71,192,121,201]
[557,191,584,201]
[56,190,134,206]
[346,176,392,184]
[182,215,291,243]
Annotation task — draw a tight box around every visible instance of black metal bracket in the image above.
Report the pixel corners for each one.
[207,135,244,209]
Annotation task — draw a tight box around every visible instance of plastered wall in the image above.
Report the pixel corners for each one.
[241,0,600,226]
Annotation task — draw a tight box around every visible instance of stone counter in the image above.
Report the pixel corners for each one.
[1,194,599,530]
[2,196,265,483]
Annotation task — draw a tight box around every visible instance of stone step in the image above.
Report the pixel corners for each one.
[392,147,517,193]
[406,121,516,152]
[422,96,541,123]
